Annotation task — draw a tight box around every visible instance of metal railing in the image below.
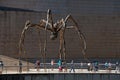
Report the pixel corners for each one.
[0,62,120,74]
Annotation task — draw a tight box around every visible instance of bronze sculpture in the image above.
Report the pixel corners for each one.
[18,9,87,65]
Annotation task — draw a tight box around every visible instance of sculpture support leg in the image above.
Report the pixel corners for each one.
[59,29,67,72]
[63,38,66,61]
[64,15,87,61]
[37,29,44,58]
[43,31,47,72]
[59,30,64,60]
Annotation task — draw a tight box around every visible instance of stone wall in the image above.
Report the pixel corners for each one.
[0,11,45,58]
[0,73,120,80]
[0,10,120,59]
[0,0,120,59]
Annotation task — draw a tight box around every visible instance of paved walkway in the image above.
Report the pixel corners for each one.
[0,55,34,70]
[1,69,120,74]
[0,55,119,74]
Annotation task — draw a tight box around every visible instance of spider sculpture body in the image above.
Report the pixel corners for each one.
[19,9,86,63]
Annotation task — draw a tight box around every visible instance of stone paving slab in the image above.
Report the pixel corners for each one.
[1,69,120,74]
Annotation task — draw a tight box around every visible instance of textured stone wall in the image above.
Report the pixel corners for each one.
[0,0,120,59]
[0,10,119,59]
[0,11,45,58]
[0,73,120,80]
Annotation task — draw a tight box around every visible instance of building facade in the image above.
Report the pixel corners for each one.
[0,0,120,59]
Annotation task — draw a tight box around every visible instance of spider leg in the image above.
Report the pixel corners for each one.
[37,29,44,58]
[59,21,67,71]
[56,19,65,32]
[42,9,55,71]
[46,9,54,31]
[19,20,31,58]
[19,20,45,72]
[62,31,66,62]
[19,20,51,58]
[59,30,63,60]
[64,15,87,60]
[43,9,54,53]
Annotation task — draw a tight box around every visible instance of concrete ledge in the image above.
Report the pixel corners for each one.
[1,69,120,74]
[0,73,120,80]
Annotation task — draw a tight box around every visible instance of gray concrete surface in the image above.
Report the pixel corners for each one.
[0,72,120,80]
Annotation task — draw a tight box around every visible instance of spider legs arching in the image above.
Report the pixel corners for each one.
[64,15,87,60]
[59,29,66,60]
[37,29,44,58]
[19,20,31,58]
[59,30,63,60]
[59,27,68,71]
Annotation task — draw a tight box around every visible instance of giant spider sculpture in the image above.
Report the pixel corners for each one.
[18,9,87,65]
